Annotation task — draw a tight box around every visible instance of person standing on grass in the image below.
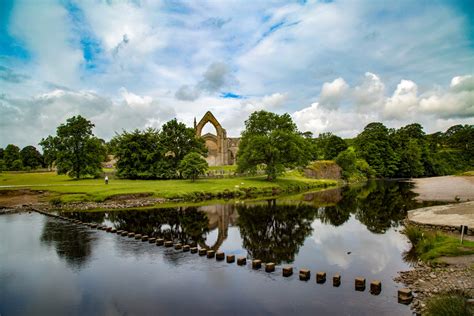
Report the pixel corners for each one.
[105,175,109,184]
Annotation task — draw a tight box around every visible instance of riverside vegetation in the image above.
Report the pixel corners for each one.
[397,225,474,315]
[403,225,474,263]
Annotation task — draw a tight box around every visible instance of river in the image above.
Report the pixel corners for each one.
[0,180,441,315]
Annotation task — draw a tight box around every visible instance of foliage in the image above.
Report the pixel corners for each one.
[20,145,43,170]
[403,225,474,262]
[40,115,106,179]
[351,122,473,178]
[160,118,207,174]
[354,122,399,177]
[237,110,311,180]
[0,159,5,172]
[425,291,474,316]
[110,119,206,179]
[40,135,59,170]
[110,128,164,179]
[314,132,348,160]
[335,148,374,182]
[178,152,208,181]
[11,159,23,171]
[4,144,21,170]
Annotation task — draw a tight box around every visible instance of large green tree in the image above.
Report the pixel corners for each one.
[315,132,348,160]
[178,152,208,181]
[354,122,399,177]
[40,115,105,179]
[110,128,167,179]
[4,144,21,170]
[20,145,43,170]
[390,123,427,178]
[159,118,207,175]
[237,110,311,180]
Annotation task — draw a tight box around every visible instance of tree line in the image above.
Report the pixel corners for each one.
[1,112,472,181]
[311,122,473,181]
[37,115,208,180]
[0,144,45,171]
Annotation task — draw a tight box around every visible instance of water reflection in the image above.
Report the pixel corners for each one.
[58,180,435,267]
[40,219,95,269]
[236,200,316,264]
[64,207,210,246]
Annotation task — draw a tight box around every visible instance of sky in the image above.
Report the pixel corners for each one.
[0,0,473,148]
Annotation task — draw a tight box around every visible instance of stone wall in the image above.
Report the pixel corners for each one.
[304,161,342,180]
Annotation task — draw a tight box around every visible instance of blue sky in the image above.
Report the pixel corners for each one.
[0,0,473,147]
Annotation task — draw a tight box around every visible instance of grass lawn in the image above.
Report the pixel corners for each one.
[404,225,474,263]
[0,171,337,203]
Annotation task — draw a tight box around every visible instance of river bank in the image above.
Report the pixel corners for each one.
[410,175,474,202]
[0,171,338,208]
[397,174,474,314]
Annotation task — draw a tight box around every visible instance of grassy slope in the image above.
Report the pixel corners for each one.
[0,171,337,202]
[404,225,474,262]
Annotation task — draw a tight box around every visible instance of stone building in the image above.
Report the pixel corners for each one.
[194,111,240,166]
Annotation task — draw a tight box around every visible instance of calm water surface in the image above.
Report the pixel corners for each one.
[1,180,436,315]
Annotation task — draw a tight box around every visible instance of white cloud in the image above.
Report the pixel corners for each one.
[0,89,175,147]
[2,1,473,146]
[293,73,474,137]
[353,72,385,110]
[319,78,349,109]
[384,80,418,119]
[9,1,83,86]
[175,62,237,101]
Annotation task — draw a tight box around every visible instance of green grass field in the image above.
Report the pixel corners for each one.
[0,171,337,203]
[404,225,474,263]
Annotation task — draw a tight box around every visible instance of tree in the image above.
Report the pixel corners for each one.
[237,111,311,180]
[354,122,399,177]
[391,123,427,178]
[178,152,208,181]
[315,132,348,160]
[40,136,59,170]
[20,145,43,170]
[110,128,166,179]
[40,116,105,179]
[4,144,21,170]
[159,119,207,176]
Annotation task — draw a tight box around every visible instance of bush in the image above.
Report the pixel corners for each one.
[49,197,62,207]
[11,159,23,171]
[403,225,424,245]
[425,291,473,316]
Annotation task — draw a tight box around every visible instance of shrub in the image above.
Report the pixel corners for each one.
[403,225,424,246]
[425,291,473,316]
[49,197,62,207]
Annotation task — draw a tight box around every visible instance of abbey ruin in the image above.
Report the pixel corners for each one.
[194,111,240,166]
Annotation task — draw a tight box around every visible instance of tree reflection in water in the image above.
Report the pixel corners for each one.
[314,180,426,233]
[52,180,434,266]
[236,200,317,264]
[65,208,210,245]
[40,219,95,269]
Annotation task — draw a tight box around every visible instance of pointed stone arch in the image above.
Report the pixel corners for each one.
[195,111,228,166]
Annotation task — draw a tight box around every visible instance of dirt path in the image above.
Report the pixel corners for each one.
[410,176,474,202]
[0,189,45,208]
